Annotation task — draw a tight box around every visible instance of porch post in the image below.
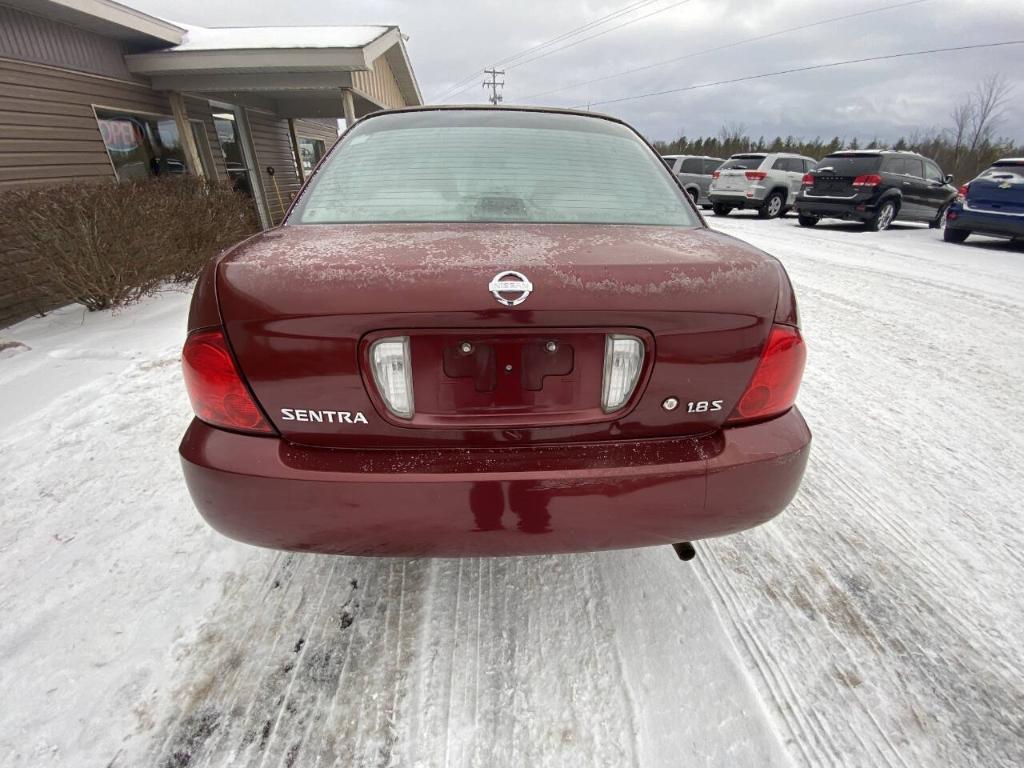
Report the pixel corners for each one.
[168,92,205,178]
[341,88,357,127]
[287,118,305,182]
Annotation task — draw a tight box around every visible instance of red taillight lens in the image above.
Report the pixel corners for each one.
[802,173,814,185]
[182,329,272,434]
[727,325,806,425]
[852,174,882,187]
[712,170,720,179]
[745,170,768,181]
[957,183,969,201]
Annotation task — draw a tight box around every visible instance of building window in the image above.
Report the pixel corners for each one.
[95,108,187,181]
[213,111,255,197]
[298,137,327,173]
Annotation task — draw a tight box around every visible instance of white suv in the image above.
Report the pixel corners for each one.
[708,152,817,219]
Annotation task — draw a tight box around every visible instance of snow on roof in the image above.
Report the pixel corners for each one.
[171,24,391,52]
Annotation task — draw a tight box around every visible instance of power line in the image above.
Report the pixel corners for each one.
[433,0,660,100]
[521,0,932,101]
[494,0,663,69]
[431,0,663,102]
[576,39,1024,109]
[440,0,693,103]
[505,0,693,71]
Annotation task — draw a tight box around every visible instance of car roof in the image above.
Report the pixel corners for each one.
[361,103,627,127]
[662,154,723,160]
[728,152,813,159]
[828,149,925,158]
[992,157,1024,164]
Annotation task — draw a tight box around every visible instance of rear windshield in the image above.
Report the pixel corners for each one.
[981,161,1024,179]
[291,110,698,226]
[720,155,764,171]
[815,155,882,175]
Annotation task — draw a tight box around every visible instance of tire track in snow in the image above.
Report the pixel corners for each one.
[142,556,432,768]
[135,547,792,768]
[701,218,1024,768]
[400,555,642,768]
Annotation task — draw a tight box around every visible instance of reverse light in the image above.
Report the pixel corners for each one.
[726,325,806,425]
[745,170,768,182]
[182,329,272,434]
[370,336,414,419]
[602,334,644,412]
[852,174,882,187]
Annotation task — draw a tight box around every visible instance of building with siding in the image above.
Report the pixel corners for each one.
[0,0,422,326]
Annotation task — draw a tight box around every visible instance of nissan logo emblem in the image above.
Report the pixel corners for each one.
[488,270,533,307]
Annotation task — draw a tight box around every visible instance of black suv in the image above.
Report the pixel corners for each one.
[795,150,957,231]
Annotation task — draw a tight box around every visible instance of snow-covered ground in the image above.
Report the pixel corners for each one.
[0,218,1021,767]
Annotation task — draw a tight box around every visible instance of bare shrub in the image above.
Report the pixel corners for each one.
[0,176,259,312]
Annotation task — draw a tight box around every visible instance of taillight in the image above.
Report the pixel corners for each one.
[802,173,814,185]
[745,170,768,181]
[726,325,806,425]
[852,174,882,187]
[957,183,969,201]
[711,170,720,179]
[182,329,272,434]
[602,334,644,412]
[370,336,414,419]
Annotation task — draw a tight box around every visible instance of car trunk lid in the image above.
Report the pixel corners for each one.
[715,156,765,192]
[216,223,784,448]
[967,164,1024,214]
[806,155,882,196]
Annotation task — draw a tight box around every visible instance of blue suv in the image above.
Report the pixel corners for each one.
[945,158,1024,243]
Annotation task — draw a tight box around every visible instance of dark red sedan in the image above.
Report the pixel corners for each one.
[180,106,810,558]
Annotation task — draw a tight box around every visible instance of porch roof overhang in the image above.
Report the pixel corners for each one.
[5,0,185,45]
[124,25,422,117]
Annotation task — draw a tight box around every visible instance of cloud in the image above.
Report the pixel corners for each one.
[127,0,1024,144]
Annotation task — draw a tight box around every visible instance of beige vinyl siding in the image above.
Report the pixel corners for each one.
[294,118,339,146]
[246,108,302,225]
[351,53,405,109]
[0,58,173,189]
[0,5,138,81]
[0,58,174,324]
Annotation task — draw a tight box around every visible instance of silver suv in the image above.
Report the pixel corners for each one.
[662,154,724,208]
[708,152,817,219]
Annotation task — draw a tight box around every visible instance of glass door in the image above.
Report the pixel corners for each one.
[211,105,270,228]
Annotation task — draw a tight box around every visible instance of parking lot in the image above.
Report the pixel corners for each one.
[1,216,1022,767]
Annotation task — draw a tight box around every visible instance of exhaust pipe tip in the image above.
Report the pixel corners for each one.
[672,541,696,561]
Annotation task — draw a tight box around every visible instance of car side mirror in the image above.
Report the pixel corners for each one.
[945,174,954,184]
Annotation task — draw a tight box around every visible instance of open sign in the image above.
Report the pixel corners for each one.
[98,118,143,153]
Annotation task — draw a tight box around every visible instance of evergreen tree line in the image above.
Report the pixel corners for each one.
[651,75,1021,184]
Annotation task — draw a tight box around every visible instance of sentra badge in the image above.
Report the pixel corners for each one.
[281,408,368,425]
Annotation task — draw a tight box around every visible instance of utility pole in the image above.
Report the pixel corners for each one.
[483,68,505,105]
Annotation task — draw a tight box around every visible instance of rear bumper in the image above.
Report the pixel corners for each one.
[947,204,1024,238]
[709,190,766,208]
[180,409,811,557]
[794,198,873,221]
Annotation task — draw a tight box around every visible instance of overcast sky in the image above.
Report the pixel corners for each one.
[126,0,1024,144]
